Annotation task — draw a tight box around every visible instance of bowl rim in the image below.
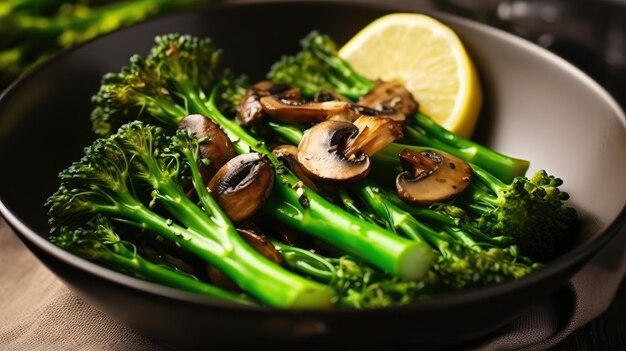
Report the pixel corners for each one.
[1,0,625,316]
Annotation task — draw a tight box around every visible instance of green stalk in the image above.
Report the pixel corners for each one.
[387,195,511,247]
[101,244,253,305]
[271,239,336,283]
[109,194,333,309]
[404,114,529,183]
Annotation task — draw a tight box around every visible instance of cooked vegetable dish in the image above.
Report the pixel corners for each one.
[45,29,578,309]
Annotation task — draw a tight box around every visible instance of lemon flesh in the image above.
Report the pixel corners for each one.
[339,13,482,138]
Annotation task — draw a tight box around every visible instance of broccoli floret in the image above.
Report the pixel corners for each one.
[268,31,375,99]
[90,32,223,137]
[91,55,187,136]
[272,240,425,308]
[470,167,578,261]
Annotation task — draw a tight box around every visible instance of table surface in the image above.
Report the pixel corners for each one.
[551,279,626,350]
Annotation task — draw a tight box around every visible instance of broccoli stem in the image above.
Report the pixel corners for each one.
[403,114,529,183]
[271,239,336,284]
[99,243,253,305]
[109,188,334,309]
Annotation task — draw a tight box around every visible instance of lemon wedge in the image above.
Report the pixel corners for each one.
[339,13,482,138]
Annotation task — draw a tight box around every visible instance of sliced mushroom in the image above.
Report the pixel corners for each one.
[396,149,473,206]
[179,114,236,183]
[236,81,295,126]
[259,95,356,123]
[314,90,350,102]
[272,145,319,192]
[343,116,403,157]
[359,80,419,117]
[350,104,406,123]
[297,120,370,182]
[315,88,405,122]
[208,153,275,222]
[237,228,283,265]
[206,227,282,290]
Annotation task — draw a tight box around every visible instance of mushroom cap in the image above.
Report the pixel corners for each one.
[297,120,371,182]
[178,114,236,183]
[260,95,355,123]
[207,227,282,291]
[236,81,295,126]
[359,80,419,117]
[396,149,473,206]
[272,145,320,192]
[208,153,275,222]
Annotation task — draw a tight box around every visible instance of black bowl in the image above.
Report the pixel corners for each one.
[1,1,625,349]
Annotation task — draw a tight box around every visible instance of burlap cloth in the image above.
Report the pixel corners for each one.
[1,214,625,350]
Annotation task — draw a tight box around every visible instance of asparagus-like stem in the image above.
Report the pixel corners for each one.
[100,242,253,305]
[404,114,529,183]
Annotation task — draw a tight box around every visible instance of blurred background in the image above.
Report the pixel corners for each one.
[433,0,626,110]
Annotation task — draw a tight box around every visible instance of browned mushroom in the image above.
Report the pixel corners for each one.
[315,89,405,122]
[272,145,320,192]
[259,95,356,123]
[236,81,296,126]
[396,149,473,206]
[343,116,403,157]
[206,227,282,290]
[297,120,371,182]
[350,104,407,123]
[178,114,236,183]
[208,153,275,222]
[359,80,419,117]
[237,228,283,265]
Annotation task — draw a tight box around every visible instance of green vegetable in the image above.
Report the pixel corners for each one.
[375,145,578,261]
[46,121,334,308]
[0,0,205,89]
[52,215,253,305]
[89,33,434,280]
[267,31,529,183]
[272,240,426,308]
[467,166,578,261]
[264,122,538,290]
[50,30,578,309]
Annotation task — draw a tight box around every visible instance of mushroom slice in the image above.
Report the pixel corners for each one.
[272,145,320,192]
[350,104,406,123]
[314,90,405,122]
[236,81,295,126]
[179,114,236,183]
[343,116,403,157]
[259,95,356,123]
[208,153,275,222]
[207,227,283,290]
[359,80,419,117]
[297,120,370,182]
[396,149,473,206]
[237,228,283,265]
